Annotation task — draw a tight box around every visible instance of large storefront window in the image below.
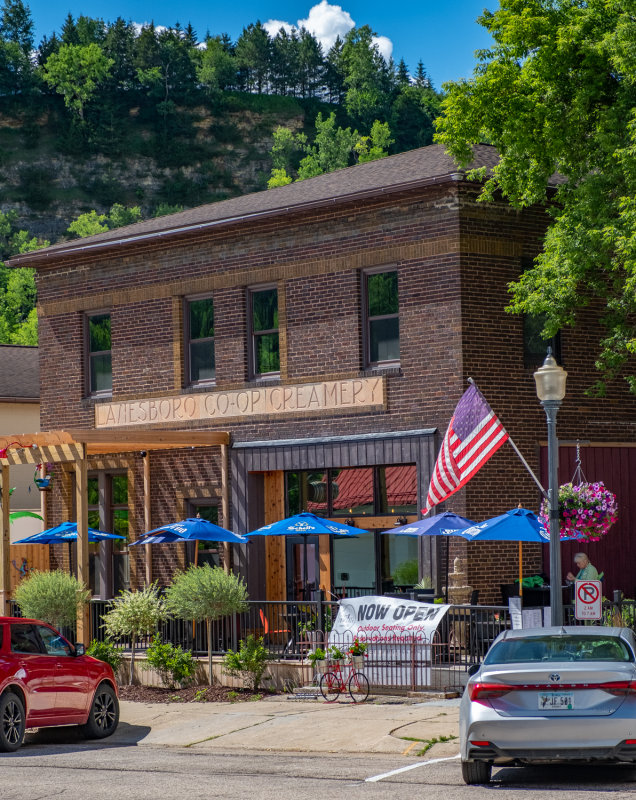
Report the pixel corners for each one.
[286,465,417,518]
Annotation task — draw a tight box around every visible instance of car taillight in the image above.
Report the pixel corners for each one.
[599,681,636,696]
[469,682,513,702]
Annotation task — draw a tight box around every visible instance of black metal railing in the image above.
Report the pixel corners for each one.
[8,596,636,693]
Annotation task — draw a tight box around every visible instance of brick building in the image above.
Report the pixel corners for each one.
[9,143,636,604]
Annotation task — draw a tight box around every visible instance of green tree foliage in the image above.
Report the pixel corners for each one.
[0,210,47,345]
[0,0,34,54]
[435,0,636,393]
[164,564,248,686]
[235,21,270,93]
[268,112,392,186]
[67,204,142,238]
[197,35,236,93]
[14,569,91,629]
[43,42,113,121]
[340,25,392,128]
[102,584,167,685]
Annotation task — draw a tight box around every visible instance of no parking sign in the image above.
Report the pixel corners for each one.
[574,580,602,621]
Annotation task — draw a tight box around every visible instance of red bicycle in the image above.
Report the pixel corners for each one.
[319,661,369,702]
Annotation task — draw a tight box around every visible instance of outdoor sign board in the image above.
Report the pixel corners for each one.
[574,580,602,621]
[330,595,450,687]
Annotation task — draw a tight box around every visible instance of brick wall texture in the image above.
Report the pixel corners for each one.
[34,180,636,602]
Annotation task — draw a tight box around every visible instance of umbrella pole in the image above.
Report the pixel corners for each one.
[445,535,450,603]
[194,539,199,567]
[518,541,523,600]
[304,539,308,601]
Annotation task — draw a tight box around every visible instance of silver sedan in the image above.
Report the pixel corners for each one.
[460,626,636,784]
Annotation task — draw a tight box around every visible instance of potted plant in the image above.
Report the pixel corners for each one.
[328,644,346,666]
[307,647,327,674]
[539,481,618,542]
[348,638,367,668]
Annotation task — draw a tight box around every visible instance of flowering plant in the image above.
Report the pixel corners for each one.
[349,638,367,656]
[539,481,618,542]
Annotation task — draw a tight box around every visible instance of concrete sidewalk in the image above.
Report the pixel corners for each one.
[116,696,460,757]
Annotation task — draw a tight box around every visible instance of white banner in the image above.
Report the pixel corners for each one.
[331,595,450,642]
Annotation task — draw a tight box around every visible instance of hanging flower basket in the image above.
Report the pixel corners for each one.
[539,481,618,542]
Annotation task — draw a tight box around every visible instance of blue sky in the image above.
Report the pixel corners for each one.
[26,0,494,88]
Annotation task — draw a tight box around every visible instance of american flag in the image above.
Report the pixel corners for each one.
[423,384,509,513]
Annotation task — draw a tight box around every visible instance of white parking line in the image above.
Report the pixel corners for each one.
[365,753,461,782]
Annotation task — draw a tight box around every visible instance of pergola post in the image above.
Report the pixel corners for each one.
[75,449,90,646]
[221,444,230,574]
[143,452,152,586]
[0,464,11,615]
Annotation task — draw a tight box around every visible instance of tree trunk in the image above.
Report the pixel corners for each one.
[129,634,136,685]
[207,618,213,686]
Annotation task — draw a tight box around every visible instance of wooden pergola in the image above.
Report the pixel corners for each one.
[0,429,230,644]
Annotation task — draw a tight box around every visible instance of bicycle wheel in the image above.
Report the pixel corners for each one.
[348,671,370,702]
[319,671,342,702]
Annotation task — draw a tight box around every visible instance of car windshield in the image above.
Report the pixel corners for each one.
[484,635,634,664]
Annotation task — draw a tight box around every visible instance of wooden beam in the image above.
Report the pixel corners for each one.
[0,465,11,614]
[75,451,90,647]
[143,453,152,586]
[221,444,230,574]
[67,429,230,446]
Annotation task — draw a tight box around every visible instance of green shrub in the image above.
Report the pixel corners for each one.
[86,638,124,674]
[222,635,270,692]
[14,569,90,629]
[145,634,196,689]
[392,559,419,586]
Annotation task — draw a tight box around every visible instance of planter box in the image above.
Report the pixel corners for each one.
[350,655,365,669]
[313,659,328,674]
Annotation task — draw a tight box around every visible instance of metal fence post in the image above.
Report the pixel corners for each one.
[312,588,324,634]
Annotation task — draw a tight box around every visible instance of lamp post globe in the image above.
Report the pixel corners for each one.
[534,347,568,626]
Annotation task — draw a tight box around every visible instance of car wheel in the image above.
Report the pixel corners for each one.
[461,760,492,785]
[0,691,26,752]
[80,683,119,739]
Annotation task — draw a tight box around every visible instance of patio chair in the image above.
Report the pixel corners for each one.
[259,608,293,654]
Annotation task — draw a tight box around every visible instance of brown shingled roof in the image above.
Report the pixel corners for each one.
[10,143,503,267]
[0,345,39,400]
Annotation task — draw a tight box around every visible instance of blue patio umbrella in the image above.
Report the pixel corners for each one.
[132,517,246,545]
[456,508,576,597]
[14,520,126,544]
[245,512,363,538]
[245,513,363,600]
[389,512,476,537]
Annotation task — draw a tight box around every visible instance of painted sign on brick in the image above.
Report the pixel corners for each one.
[95,376,385,427]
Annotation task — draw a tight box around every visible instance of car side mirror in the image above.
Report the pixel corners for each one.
[74,643,85,656]
[467,663,480,676]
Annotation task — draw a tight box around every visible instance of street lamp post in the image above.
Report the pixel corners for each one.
[534,348,568,626]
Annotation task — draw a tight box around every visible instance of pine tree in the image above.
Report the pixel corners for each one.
[0,0,34,54]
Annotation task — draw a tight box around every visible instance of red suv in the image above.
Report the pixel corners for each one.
[0,617,119,752]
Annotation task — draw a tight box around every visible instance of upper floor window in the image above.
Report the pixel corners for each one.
[187,297,215,384]
[87,313,112,396]
[364,269,400,366]
[250,286,279,378]
[523,314,561,368]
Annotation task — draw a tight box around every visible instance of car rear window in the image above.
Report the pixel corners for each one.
[484,635,634,664]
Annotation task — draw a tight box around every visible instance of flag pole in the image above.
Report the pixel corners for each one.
[467,378,548,501]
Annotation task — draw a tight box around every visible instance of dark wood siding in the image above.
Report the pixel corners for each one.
[541,445,636,598]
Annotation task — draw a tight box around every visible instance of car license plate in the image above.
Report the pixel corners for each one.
[538,692,574,710]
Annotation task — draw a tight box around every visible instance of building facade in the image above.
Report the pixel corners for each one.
[11,144,636,603]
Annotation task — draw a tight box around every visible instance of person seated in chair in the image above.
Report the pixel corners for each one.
[566,552,599,583]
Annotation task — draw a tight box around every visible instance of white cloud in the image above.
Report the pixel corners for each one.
[263,20,295,38]
[264,2,393,59]
[372,35,393,63]
[132,22,168,37]
[297,1,354,51]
